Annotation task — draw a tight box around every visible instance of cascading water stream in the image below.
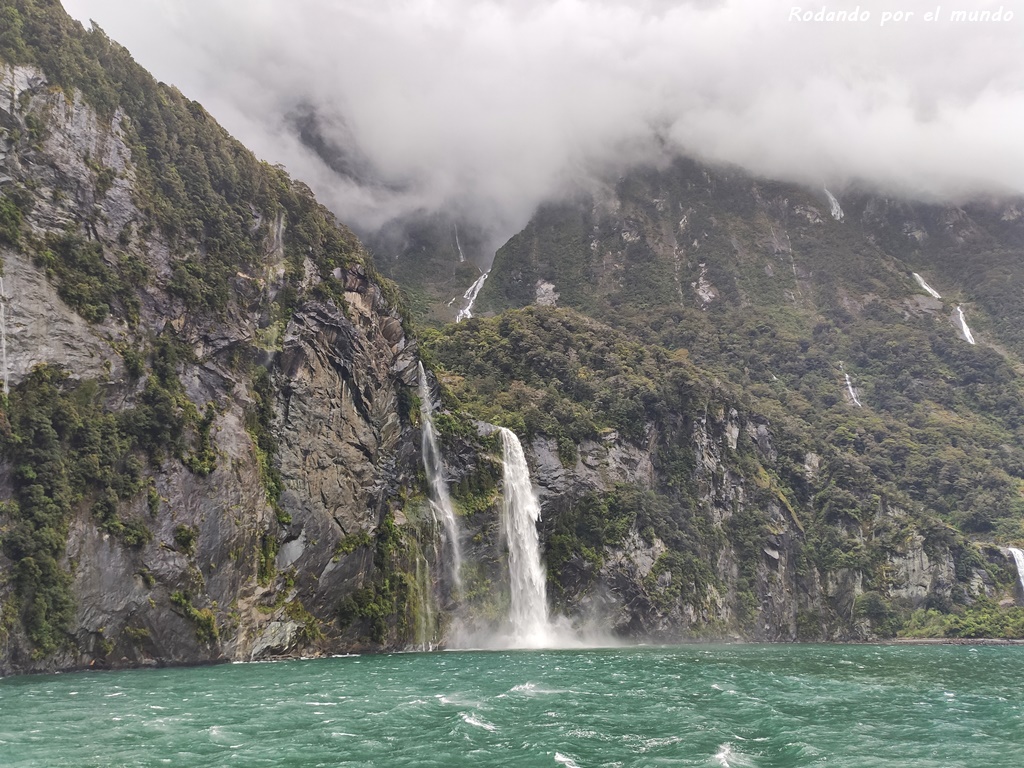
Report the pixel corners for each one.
[839,362,862,407]
[418,363,464,600]
[0,275,8,397]
[824,186,844,221]
[498,427,553,647]
[844,373,863,408]
[912,273,942,299]
[956,306,976,345]
[454,271,489,323]
[453,223,466,263]
[1008,548,1024,595]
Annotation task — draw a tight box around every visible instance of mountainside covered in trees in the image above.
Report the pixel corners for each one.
[439,159,1024,638]
[1,0,1023,677]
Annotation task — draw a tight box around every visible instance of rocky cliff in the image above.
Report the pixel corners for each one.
[0,20,426,673]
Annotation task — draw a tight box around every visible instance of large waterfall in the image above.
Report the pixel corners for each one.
[418,363,464,599]
[498,427,554,647]
[1009,548,1024,596]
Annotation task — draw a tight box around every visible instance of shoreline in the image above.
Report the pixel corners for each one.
[889,637,1024,646]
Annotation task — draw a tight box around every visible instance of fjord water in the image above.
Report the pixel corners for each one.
[3,645,1023,768]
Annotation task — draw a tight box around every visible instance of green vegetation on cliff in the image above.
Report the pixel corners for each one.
[0,0,372,319]
[419,157,1024,636]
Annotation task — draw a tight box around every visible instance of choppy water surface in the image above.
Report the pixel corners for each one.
[2,644,1022,767]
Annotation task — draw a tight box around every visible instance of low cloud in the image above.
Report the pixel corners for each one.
[63,0,1024,259]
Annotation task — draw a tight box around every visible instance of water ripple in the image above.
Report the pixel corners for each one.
[1,645,1024,767]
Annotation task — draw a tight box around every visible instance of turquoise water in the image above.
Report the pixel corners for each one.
[1,644,1022,767]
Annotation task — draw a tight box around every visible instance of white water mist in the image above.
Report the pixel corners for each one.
[498,427,553,647]
[418,362,464,600]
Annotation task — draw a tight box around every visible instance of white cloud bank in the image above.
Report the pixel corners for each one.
[62,0,1024,253]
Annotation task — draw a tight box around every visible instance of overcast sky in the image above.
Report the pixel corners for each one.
[62,0,1024,256]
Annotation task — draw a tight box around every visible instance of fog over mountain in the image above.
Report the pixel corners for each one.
[62,0,1024,259]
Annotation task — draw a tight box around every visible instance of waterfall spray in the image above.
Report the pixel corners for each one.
[418,363,464,599]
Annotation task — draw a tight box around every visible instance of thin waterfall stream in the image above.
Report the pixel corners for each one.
[0,274,8,397]
[418,363,464,601]
[454,271,489,323]
[912,272,942,299]
[956,306,976,345]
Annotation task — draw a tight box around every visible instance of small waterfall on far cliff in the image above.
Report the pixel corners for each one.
[1009,548,1024,596]
[418,363,464,600]
[0,275,8,397]
[453,223,466,263]
[498,427,553,646]
[824,186,845,221]
[454,271,489,323]
[956,306,976,345]
[912,272,942,299]
[844,374,863,408]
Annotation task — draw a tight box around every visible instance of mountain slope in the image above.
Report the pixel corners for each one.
[0,0,427,674]
[1,0,1022,676]
[422,157,1024,638]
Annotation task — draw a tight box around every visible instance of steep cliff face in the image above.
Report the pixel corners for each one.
[0,38,423,674]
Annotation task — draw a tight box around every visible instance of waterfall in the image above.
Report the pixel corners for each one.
[0,275,8,397]
[453,223,466,263]
[955,306,976,345]
[498,427,553,647]
[912,272,942,299]
[844,373,863,408]
[824,186,845,222]
[418,363,464,599]
[454,271,489,323]
[1009,548,1024,596]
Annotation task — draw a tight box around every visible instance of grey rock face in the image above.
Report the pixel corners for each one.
[0,245,123,384]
